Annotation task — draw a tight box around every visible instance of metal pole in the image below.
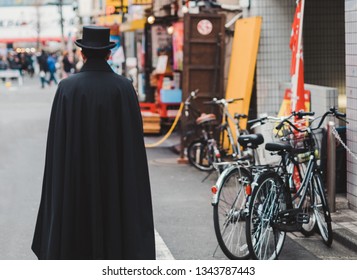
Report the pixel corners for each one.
[59,0,65,50]
[327,121,336,212]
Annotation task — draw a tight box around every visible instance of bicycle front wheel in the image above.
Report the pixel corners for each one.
[187,140,214,171]
[213,167,252,259]
[246,172,287,260]
[312,173,333,246]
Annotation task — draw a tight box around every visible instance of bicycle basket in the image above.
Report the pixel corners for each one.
[276,128,323,163]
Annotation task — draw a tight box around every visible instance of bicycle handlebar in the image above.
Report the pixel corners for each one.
[275,107,347,133]
[295,111,315,119]
[184,89,200,117]
[247,115,283,125]
[203,97,243,105]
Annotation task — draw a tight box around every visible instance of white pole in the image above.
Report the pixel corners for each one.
[291,0,305,111]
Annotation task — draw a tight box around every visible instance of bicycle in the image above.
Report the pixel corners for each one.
[186,95,250,172]
[245,108,346,260]
[211,115,288,259]
[183,89,221,172]
[205,97,250,157]
[211,132,264,259]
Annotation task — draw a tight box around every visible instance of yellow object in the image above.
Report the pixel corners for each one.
[120,19,147,32]
[145,102,184,148]
[5,81,11,88]
[224,17,262,148]
[97,15,122,26]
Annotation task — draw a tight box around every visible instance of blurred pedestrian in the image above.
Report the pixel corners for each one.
[0,55,8,82]
[31,26,155,260]
[61,50,74,78]
[0,55,8,70]
[37,50,49,88]
[47,53,58,85]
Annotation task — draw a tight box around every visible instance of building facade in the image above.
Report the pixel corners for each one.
[239,0,355,210]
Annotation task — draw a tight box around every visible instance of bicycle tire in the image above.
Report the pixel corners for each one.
[187,140,215,171]
[213,167,252,259]
[246,171,287,260]
[312,173,333,246]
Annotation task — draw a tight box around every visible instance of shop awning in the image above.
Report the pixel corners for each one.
[120,18,147,32]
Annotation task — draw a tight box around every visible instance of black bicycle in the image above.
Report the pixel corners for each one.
[183,89,221,172]
[245,108,346,260]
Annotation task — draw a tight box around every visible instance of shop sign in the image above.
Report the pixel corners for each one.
[106,0,128,14]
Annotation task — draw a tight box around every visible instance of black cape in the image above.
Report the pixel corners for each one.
[32,58,155,259]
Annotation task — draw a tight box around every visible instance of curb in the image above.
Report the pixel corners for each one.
[333,227,357,253]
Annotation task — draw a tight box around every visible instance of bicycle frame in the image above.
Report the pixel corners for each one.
[280,151,316,211]
[220,100,243,158]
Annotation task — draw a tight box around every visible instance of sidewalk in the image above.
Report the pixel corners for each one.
[331,195,357,252]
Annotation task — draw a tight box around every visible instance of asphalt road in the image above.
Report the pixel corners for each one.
[0,76,356,260]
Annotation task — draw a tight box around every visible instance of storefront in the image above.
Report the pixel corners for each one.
[119,1,183,125]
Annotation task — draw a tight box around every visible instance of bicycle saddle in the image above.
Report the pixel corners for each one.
[238,133,264,148]
[196,113,217,125]
[265,142,292,152]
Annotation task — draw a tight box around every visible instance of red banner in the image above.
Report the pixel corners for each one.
[290,0,308,113]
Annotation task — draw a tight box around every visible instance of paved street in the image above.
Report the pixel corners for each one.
[0,76,356,260]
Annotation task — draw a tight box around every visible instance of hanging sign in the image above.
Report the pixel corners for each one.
[197,19,213,35]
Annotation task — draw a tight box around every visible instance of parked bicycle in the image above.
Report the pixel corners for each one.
[245,108,346,260]
[185,91,252,171]
[211,113,316,260]
[211,133,264,259]
[183,90,221,172]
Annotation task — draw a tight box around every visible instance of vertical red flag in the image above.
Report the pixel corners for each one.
[290,1,308,191]
[290,0,306,113]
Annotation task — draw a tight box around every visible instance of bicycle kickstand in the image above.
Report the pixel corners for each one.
[201,169,215,183]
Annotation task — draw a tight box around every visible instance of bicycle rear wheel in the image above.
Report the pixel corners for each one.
[187,140,215,171]
[213,167,252,259]
[312,173,333,246]
[246,172,287,260]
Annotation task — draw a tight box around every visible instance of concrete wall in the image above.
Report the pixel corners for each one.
[345,0,357,211]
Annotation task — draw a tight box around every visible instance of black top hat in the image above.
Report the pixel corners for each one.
[75,26,116,50]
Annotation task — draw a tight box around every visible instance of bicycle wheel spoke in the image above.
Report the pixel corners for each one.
[246,172,286,260]
[213,167,251,259]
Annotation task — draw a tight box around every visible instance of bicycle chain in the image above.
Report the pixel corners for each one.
[331,126,357,162]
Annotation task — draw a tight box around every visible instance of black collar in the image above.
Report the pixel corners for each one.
[80,58,114,73]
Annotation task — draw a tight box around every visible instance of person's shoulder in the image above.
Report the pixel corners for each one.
[110,73,135,89]
[56,74,81,93]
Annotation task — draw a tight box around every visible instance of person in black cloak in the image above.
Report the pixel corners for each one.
[31,26,156,260]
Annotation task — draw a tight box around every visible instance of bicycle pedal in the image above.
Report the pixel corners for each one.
[297,213,310,224]
[278,208,300,222]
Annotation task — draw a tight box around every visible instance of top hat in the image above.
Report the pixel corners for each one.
[75,26,116,50]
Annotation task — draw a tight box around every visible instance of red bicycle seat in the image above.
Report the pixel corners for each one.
[196,113,217,125]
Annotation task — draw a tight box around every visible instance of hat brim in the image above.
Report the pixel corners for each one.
[75,39,117,50]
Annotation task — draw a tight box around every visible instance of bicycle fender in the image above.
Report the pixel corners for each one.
[211,164,239,206]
